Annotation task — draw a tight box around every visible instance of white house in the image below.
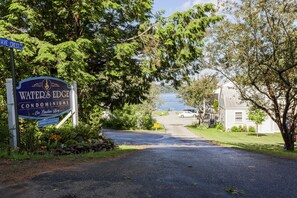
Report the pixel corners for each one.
[218,83,279,133]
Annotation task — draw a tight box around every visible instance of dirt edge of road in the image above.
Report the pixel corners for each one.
[0,150,140,186]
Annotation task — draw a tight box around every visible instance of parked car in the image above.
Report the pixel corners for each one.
[178,111,197,118]
[183,109,197,113]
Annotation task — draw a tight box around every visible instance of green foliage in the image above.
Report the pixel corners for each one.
[0,95,9,151]
[248,108,266,136]
[140,4,222,86]
[248,108,266,126]
[190,121,208,129]
[40,124,97,147]
[19,120,41,152]
[88,105,104,129]
[231,125,248,132]
[0,0,221,125]
[178,75,218,124]
[178,75,218,108]
[0,1,221,151]
[248,126,256,133]
[138,113,155,130]
[207,0,297,150]
[102,84,159,130]
[230,126,238,132]
[103,104,156,130]
[195,123,209,130]
[215,123,225,132]
[0,121,9,151]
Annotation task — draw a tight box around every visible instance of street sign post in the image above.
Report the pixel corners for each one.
[1,38,23,148]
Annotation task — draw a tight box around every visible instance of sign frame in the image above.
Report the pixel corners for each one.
[1,37,23,148]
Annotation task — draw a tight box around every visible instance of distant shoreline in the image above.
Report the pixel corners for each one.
[158,93,194,111]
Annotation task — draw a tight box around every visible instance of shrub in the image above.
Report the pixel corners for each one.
[138,113,156,130]
[19,120,41,152]
[238,125,248,132]
[103,104,155,130]
[88,105,104,129]
[230,125,249,132]
[215,123,225,132]
[190,121,208,129]
[0,122,9,151]
[248,126,256,133]
[231,126,239,132]
[37,124,117,155]
[0,106,9,151]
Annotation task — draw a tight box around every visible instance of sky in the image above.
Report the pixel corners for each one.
[152,0,218,16]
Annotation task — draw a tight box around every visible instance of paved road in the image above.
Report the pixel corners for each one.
[2,112,297,197]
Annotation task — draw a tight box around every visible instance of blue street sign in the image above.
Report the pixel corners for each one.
[38,118,59,127]
[0,37,23,50]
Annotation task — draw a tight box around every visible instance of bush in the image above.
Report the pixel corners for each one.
[230,125,249,132]
[190,121,209,129]
[36,124,117,155]
[215,123,225,132]
[103,104,155,130]
[231,126,239,132]
[19,120,41,152]
[40,124,98,148]
[0,105,9,151]
[88,105,104,129]
[248,126,256,132]
[238,125,248,132]
[0,122,9,151]
[138,113,156,130]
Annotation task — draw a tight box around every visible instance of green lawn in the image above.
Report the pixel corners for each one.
[152,111,169,116]
[187,127,297,160]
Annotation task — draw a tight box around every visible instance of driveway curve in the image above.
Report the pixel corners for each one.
[2,111,297,198]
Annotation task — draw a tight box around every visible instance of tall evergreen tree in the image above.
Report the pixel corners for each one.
[0,0,221,121]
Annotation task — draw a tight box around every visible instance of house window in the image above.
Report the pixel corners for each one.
[235,112,242,122]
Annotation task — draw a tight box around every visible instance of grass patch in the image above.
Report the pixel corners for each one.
[153,111,169,116]
[0,145,140,160]
[125,125,166,133]
[187,127,297,160]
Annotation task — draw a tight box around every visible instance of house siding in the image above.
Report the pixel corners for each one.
[218,83,280,133]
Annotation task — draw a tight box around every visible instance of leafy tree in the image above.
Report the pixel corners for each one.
[207,0,297,150]
[0,1,221,123]
[248,108,267,137]
[140,4,222,87]
[178,75,218,124]
[103,83,160,130]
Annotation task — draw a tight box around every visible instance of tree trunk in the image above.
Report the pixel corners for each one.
[282,132,295,151]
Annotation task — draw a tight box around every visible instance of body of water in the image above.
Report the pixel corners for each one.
[158,93,194,111]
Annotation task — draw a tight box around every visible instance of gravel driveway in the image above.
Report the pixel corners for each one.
[2,111,297,198]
